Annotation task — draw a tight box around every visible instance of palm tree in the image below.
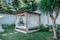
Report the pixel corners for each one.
[39,0,60,40]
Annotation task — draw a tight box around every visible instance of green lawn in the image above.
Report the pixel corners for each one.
[1,24,60,40]
[0,28,54,40]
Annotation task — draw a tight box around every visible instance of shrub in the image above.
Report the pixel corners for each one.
[47,24,60,31]
[2,24,15,29]
[39,24,49,32]
[8,24,15,29]
[2,24,9,29]
[2,24,15,33]
[57,24,60,30]
[48,25,53,32]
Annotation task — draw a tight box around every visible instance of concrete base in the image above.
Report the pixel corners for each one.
[15,29,26,33]
[28,29,39,33]
[15,26,39,34]
[15,29,39,34]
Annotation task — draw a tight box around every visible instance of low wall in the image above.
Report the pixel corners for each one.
[40,14,60,25]
[0,14,16,25]
[0,13,60,25]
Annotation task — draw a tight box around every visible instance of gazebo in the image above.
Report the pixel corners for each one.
[15,11,41,33]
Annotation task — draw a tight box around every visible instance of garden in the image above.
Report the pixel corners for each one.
[0,24,60,40]
[0,0,60,40]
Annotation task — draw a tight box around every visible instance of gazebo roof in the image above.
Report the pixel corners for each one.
[16,10,41,15]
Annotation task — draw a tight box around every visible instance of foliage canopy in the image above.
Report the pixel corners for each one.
[39,0,60,14]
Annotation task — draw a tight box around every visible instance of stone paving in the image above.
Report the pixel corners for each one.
[0,32,18,40]
[2,34,7,36]
[2,32,18,36]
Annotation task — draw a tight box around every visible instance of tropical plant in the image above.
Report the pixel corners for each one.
[39,0,60,40]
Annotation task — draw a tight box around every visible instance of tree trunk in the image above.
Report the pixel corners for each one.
[52,19,58,40]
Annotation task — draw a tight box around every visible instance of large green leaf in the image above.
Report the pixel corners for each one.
[39,0,60,14]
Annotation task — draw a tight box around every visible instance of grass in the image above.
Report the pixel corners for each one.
[2,24,60,40]
[1,32,26,40]
[26,31,53,40]
[0,28,54,40]
[0,29,26,40]
[4,29,15,33]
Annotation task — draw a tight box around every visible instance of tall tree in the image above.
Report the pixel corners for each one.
[39,0,60,40]
[0,0,7,13]
[0,0,15,13]
[22,0,38,11]
[12,0,21,11]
